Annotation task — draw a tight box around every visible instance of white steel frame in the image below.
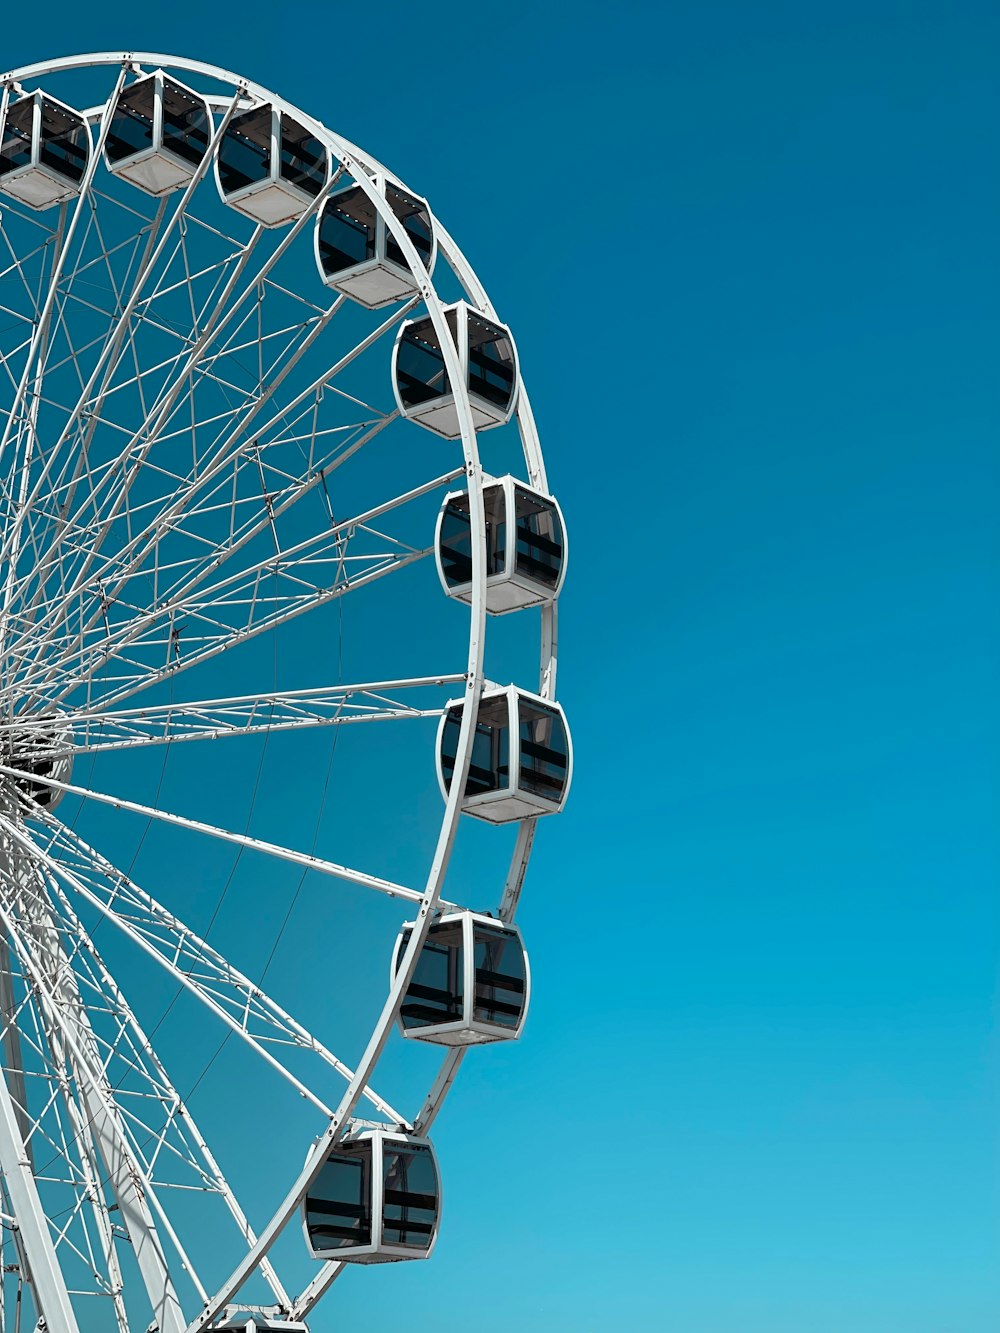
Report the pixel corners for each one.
[0,49,563,1333]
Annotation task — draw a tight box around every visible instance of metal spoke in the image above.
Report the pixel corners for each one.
[11,674,461,752]
[0,760,438,905]
[0,89,244,593]
[0,818,187,1333]
[15,466,452,712]
[11,801,411,1122]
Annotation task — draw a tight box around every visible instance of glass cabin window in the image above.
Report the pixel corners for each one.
[279,114,325,196]
[438,497,473,587]
[305,1146,371,1252]
[318,186,377,275]
[397,922,464,1030]
[467,313,515,410]
[382,1143,438,1249]
[469,711,508,793]
[38,100,87,183]
[106,82,155,163]
[486,484,508,575]
[441,695,510,797]
[218,107,271,194]
[518,700,569,800]
[161,81,210,166]
[513,486,563,589]
[438,485,507,588]
[472,925,527,1028]
[0,99,33,176]
[384,183,433,270]
[396,317,449,407]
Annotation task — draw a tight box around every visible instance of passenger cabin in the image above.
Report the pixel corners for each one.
[0,91,90,210]
[436,475,567,614]
[217,104,328,226]
[392,302,518,438]
[394,910,529,1044]
[105,72,211,196]
[438,686,572,823]
[316,174,435,308]
[303,1129,440,1263]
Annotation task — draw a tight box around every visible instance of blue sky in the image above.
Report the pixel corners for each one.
[3,2,999,1330]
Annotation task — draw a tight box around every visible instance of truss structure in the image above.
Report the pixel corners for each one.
[0,51,561,1332]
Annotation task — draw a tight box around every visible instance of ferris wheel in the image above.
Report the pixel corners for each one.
[0,51,570,1333]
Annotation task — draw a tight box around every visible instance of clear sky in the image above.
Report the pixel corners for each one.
[3,2,999,1331]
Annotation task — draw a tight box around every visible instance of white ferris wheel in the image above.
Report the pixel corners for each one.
[0,51,571,1333]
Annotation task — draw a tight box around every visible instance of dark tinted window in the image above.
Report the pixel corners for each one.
[160,79,210,167]
[317,185,376,275]
[37,98,88,184]
[518,701,568,800]
[440,697,510,797]
[438,496,472,587]
[106,80,155,164]
[439,709,464,792]
[384,183,433,270]
[396,318,450,407]
[438,484,506,588]
[218,106,271,195]
[305,1145,371,1252]
[398,922,464,1029]
[466,313,515,410]
[279,114,325,197]
[0,98,34,176]
[470,719,507,794]
[484,483,507,576]
[473,924,527,1028]
[382,1144,438,1249]
[513,487,563,589]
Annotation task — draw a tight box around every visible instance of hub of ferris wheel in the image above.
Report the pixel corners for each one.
[0,722,72,812]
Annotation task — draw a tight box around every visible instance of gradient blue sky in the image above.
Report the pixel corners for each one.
[4,2,999,1330]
